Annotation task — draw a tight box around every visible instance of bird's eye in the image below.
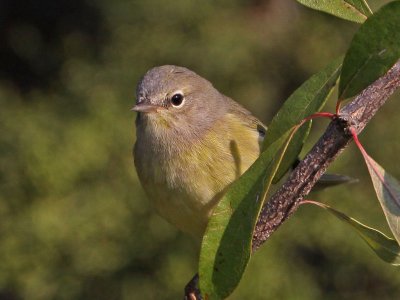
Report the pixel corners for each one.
[171,93,184,107]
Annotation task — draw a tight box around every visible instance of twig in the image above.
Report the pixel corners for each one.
[252,60,400,250]
[184,61,400,299]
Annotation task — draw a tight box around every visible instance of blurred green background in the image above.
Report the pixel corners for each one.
[0,0,399,299]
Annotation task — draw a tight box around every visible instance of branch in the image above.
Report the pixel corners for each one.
[252,60,400,250]
[185,61,400,299]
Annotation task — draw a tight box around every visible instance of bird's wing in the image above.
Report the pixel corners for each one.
[224,96,267,145]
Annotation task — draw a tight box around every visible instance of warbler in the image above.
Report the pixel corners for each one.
[133,65,266,237]
[132,65,350,238]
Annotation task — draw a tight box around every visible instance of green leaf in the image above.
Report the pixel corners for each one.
[199,59,342,300]
[362,152,400,245]
[339,1,400,100]
[305,201,400,265]
[265,58,342,182]
[297,0,372,23]
[199,131,294,300]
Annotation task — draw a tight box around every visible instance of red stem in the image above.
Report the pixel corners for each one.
[349,127,368,157]
[349,127,400,209]
[299,112,336,126]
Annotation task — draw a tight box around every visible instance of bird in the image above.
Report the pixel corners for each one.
[132,65,351,238]
[133,65,267,238]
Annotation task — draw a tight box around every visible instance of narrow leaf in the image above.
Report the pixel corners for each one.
[199,130,294,300]
[339,1,400,100]
[265,58,342,182]
[297,0,372,23]
[199,59,342,299]
[306,201,400,265]
[363,152,400,245]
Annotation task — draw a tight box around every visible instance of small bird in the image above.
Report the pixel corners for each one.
[133,65,266,238]
[132,65,351,238]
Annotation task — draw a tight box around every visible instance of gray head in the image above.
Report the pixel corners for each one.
[133,65,228,135]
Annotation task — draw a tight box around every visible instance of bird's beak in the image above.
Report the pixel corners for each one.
[131,103,162,113]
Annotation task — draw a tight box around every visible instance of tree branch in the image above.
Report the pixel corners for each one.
[185,61,400,299]
[252,60,400,250]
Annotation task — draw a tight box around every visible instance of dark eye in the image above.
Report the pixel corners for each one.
[171,93,184,107]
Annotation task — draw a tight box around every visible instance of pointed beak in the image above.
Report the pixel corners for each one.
[131,103,162,113]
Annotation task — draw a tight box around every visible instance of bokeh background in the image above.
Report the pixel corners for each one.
[0,0,399,299]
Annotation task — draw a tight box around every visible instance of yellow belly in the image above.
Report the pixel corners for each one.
[134,113,262,237]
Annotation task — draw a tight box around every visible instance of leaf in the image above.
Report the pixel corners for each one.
[199,59,342,300]
[199,131,294,300]
[362,152,400,245]
[339,1,400,100]
[305,200,400,265]
[297,0,372,23]
[265,58,342,182]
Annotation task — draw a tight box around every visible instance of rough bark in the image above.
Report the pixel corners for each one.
[185,60,400,299]
[252,60,400,250]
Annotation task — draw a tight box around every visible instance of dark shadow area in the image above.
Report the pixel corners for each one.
[0,0,107,93]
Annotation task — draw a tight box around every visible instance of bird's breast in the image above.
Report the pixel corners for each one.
[134,113,261,236]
